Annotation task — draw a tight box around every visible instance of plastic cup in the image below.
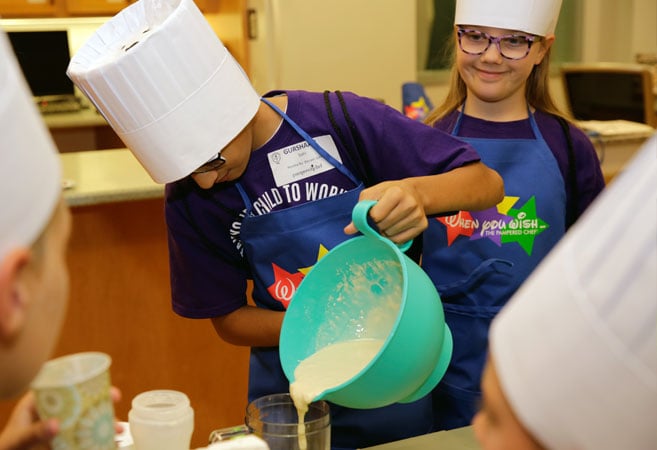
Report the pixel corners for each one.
[245,393,330,450]
[128,389,194,450]
[31,352,115,450]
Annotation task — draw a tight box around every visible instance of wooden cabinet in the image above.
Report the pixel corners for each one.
[0,0,248,77]
[65,0,219,16]
[0,0,60,17]
[209,0,249,73]
[0,198,251,449]
[0,0,219,17]
[60,198,251,448]
[65,0,132,16]
[193,0,215,12]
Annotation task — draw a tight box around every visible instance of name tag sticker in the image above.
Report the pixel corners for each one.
[268,135,342,186]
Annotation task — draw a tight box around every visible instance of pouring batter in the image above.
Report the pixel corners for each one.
[291,339,385,450]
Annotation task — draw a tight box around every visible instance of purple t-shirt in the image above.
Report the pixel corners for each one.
[433,109,605,219]
[165,90,481,319]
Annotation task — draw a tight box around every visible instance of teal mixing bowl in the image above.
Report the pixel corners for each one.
[279,200,452,409]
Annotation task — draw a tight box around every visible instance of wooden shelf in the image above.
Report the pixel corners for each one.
[65,0,132,16]
[0,0,220,17]
[0,0,62,17]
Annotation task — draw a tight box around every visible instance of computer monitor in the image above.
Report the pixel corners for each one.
[561,63,656,127]
[7,30,76,101]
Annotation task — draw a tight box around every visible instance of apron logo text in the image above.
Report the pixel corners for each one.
[251,182,347,215]
[438,195,549,255]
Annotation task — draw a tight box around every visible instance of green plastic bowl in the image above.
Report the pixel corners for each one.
[280,200,452,409]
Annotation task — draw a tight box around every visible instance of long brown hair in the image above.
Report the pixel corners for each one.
[424,32,569,126]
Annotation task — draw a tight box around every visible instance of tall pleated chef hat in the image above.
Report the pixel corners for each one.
[0,30,62,261]
[490,134,657,450]
[67,0,260,184]
[454,0,562,36]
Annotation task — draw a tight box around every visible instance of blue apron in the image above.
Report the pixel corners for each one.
[422,107,566,430]
[238,98,433,449]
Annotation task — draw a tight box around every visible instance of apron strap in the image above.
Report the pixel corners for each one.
[260,97,360,184]
[324,91,374,186]
[236,183,252,211]
[452,105,466,135]
[237,96,361,210]
[555,115,579,228]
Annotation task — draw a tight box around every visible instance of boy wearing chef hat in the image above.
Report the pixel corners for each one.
[0,29,70,448]
[67,0,505,447]
[473,133,657,450]
[422,0,604,432]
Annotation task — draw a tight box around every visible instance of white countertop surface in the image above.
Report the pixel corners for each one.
[59,124,653,207]
[43,107,109,129]
[362,426,479,449]
[61,149,163,207]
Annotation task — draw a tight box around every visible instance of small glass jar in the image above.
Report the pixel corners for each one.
[246,393,330,450]
[128,390,194,450]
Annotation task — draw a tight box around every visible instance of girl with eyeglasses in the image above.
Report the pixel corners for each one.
[421,0,605,433]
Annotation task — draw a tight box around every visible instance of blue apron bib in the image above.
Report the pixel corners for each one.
[238,98,433,449]
[422,107,566,430]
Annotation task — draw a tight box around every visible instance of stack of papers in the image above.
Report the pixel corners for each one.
[577,120,655,138]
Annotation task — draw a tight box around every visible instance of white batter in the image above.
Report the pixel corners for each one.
[290,338,385,450]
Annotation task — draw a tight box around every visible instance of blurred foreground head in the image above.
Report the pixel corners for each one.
[0,29,69,398]
[483,134,657,449]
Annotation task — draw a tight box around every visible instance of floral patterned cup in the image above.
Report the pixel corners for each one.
[31,352,115,449]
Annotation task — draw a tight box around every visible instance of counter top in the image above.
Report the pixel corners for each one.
[59,126,651,208]
[61,149,163,207]
[588,131,654,182]
[362,426,479,449]
[43,107,109,129]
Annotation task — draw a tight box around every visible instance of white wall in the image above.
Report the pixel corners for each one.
[630,0,657,59]
[248,0,417,111]
[579,0,656,62]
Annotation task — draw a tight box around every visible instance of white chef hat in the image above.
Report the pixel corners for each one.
[454,0,562,36]
[67,0,260,184]
[0,30,62,261]
[490,134,657,450]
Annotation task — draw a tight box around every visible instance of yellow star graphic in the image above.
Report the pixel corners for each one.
[497,196,520,215]
[298,244,330,275]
